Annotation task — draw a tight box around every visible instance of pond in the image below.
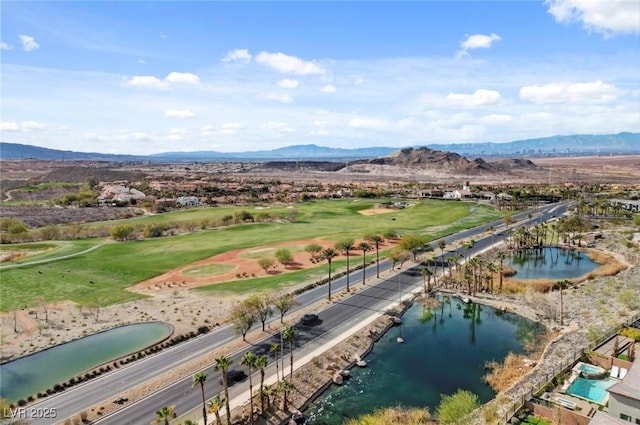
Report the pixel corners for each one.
[507,247,599,280]
[305,297,543,424]
[0,322,173,403]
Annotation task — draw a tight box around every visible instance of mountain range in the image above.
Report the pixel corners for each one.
[1,132,638,161]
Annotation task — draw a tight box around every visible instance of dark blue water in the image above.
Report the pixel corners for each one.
[305,298,542,424]
[507,247,599,280]
[0,322,172,402]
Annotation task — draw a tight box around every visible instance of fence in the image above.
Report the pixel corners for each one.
[496,310,640,425]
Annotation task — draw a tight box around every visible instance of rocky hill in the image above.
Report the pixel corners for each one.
[350,147,538,177]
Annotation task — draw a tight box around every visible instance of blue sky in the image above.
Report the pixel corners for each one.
[1,1,639,154]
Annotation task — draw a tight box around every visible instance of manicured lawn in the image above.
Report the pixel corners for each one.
[0,199,503,311]
[183,263,237,277]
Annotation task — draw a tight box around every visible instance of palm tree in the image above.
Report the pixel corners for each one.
[438,239,446,276]
[207,394,224,425]
[419,266,433,293]
[213,355,233,425]
[557,279,571,326]
[241,352,258,425]
[358,241,372,285]
[152,405,176,425]
[192,371,208,425]
[262,384,275,410]
[282,325,295,383]
[278,379,295,411]
[255,355,268,415]
[496,251,506,293]
[335,239,354,291]
[270,343,280,381]
[366,234,384,278]
[321,248,337,300]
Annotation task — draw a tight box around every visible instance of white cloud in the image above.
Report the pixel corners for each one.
[321,84,336,93]
[21,120,49,131]
[220,122,244,135]
[222,49,252,63]
[222,122,243,130]
[125,72,201,89]
[314,120,336,128]
[545,0,640,36]
[138,59,145,64]
[125,75,166,89]
[0,122,19,131]
[447,89,503,107]
[349,118,389,130]
[519,80,621,104]
[115,131,150,141]
[164,109,195,118]
[0,41,12,50]
[18,35,40,52]
[354,78,364,85]
[277,78,299,89]
[169,128,188,134]
[480,114,513,125]
[255,52,325,75]
[262,122,294,135]
[456,33,501,58]
[262,92,294,103]
[165,72,200,85]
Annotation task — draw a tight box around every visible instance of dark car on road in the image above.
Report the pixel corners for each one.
[220,369,247,385]
[300,313,320,325]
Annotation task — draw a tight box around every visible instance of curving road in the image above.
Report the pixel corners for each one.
[23,202,567,425]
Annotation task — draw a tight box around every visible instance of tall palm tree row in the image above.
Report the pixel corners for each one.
[321,247,337,300]
[282,325,295,383]
[358,241,372,285]
[152,405,176,425]
[365,234,384,278]
[241,351,258,425]
[213,355,233,425]
[335,239,354,292]
[255,355,269,416]
[192,371,208,425]
[207,394,224,425]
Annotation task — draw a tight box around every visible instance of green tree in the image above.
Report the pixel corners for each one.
[241,351,258,425]
[245,294,272,331]
[399,234,428,261]
[275,248,293,269]
[213,355,233,425]
[110,224,135,241]
[257,257,275,273]
[152,405,177,425]
[231,302,256,341]
[366,234,384,278]
[278,379,295,411]
[304,243,323,260]
[192,372,208,425]
[436,389,479,424]
[273,293,296,323]
[207,394,224,425]
[335,239,355,291]
[358,241,372,285]
[321,248,337,300]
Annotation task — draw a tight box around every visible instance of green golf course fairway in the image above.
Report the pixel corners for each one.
[0,199,503,311]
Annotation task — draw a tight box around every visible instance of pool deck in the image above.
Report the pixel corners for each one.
[595,335,634,357]
[550,392,597,416]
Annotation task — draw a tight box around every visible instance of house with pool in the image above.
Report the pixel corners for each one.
[590,362,640,425]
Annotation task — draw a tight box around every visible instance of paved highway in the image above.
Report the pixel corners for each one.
[26,202,567,425]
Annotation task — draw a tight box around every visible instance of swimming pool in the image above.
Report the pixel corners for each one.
[576,363,603,375]
[567,377,617,405]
